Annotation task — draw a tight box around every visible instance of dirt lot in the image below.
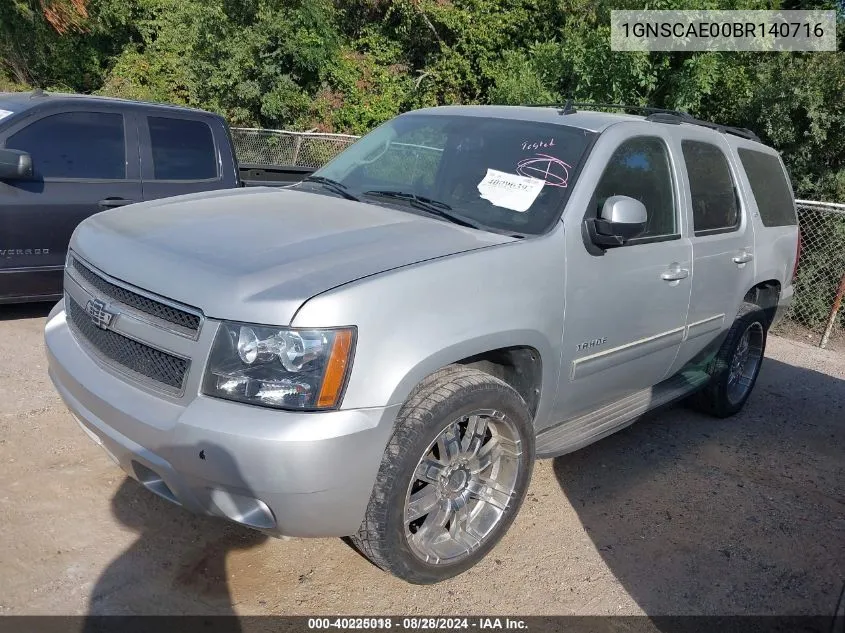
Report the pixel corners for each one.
[0,302,843,617]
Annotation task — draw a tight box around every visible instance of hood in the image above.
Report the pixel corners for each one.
[70,187,515,325]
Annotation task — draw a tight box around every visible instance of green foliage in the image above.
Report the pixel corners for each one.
[488,49,555,105]
[2,0,844,206]
[0,72,29,93]
[4,0,844,330]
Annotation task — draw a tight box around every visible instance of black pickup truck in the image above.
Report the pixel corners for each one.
[0,91,315,304]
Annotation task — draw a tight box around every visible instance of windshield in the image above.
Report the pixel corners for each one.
[305,113,596,236]
[0,100,23,130]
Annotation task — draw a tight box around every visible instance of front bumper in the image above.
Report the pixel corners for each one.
[45,301,399,537]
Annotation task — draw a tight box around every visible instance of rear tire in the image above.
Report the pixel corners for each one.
[689,302,768,418]
[351,366,534,584]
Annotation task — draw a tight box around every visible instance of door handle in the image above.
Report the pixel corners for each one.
[98,198,135,209]
[661,265,690,282]
[732,251,754,265]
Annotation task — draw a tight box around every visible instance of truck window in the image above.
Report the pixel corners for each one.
[682,140,740,234]
[148,117,217,181]
[359,132,446,191]
[737,148,797,227]
[5,112,125,180]
[314,114,596,236]
[591,136,676,241]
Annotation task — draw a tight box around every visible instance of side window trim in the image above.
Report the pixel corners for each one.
[139,114,221,183]
[626,231,683,246]
[584,134,682,249]
[3,108,135,182]
[681,138,743,237]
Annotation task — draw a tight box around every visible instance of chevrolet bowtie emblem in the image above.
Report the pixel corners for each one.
[86,298,116,330]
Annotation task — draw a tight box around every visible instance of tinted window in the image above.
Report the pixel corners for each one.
[591,137,676,239]
[312,114,596,236]
[148,117,217,180]
[682,141,740,233]
[358,128,447,190]
[738,148,797,227]
[6,112,125,179]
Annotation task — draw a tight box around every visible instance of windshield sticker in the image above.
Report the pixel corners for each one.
[477,168,545,213]
[0,110,13,121]
[516,154,573,188]
[521,138,556,151]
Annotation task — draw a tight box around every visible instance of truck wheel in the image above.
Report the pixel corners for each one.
[689,302,768,418]
[351,366,534,584]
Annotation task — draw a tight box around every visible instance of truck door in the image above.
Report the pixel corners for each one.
[138,113,231,201]
[668,133,756,373]
[0,108,141,301]
[552,126,693,423]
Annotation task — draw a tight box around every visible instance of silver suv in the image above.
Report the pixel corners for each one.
[45,104,800,584]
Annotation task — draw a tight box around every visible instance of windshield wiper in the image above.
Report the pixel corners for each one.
[363,190,488,231]
[303,175,360,201]
[364,190,452,211]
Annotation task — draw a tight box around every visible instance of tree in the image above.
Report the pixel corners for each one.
[1,0,843,204]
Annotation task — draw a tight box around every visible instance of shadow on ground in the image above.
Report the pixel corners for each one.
[0,301,54,321]
[76,355,843,620]
[553,358,845,616]
[84,444,268,622]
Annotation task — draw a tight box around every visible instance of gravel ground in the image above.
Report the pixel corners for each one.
[0,302,843,617]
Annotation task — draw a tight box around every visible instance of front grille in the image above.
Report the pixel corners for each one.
[66,296,190,392]
[70,257,201,333]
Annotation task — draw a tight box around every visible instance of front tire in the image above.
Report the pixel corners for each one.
[351,366,534,584]
[689,302,768,418]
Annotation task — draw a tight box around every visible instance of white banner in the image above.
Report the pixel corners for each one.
[611,10,837,52]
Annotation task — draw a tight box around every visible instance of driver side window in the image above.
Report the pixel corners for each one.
[591,136,677,242]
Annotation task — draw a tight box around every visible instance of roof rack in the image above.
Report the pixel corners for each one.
[643,112,761,142]
[526,101,761,143]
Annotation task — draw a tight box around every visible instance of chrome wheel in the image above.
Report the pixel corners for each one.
[403,409,524,565]
[726,321,764,405]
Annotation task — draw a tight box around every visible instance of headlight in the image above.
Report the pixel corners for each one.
[202,322,356,410]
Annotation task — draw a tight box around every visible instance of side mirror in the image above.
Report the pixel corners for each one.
[585,195,648,248]
[0,148,34,181]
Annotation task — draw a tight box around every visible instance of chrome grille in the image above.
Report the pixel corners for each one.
[70,257,201,333]
[66,295,190,392]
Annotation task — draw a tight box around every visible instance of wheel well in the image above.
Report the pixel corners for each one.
[743,280,781,327]
[456,346,542,418]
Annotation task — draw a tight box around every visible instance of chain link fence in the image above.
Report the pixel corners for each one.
[773,200,845,349]
[230,128,358,169]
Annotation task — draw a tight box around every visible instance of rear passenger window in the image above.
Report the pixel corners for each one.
[6,112,125,179]
[591,136,677,240]
[148,117,217,180]
[738,149,797,227]
[682,141,740,234]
